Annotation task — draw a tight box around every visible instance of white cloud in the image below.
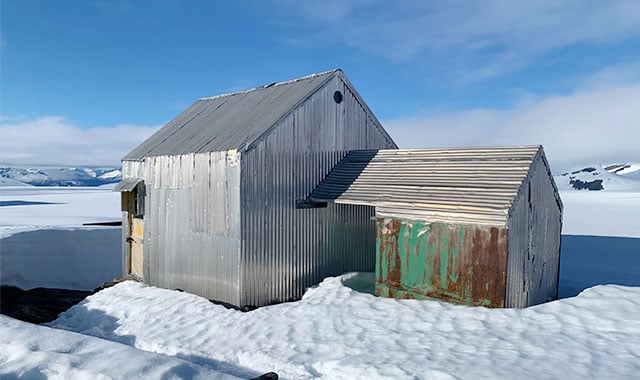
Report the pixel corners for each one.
[0,116,160,166]
[282,0,640,80]
[383,81,640,172]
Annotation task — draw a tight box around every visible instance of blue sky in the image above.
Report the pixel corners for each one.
[1,0,639,170]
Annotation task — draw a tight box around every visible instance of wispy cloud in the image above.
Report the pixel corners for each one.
[0,116,160,166]
[383,68,640,171]
[281,0,640,80]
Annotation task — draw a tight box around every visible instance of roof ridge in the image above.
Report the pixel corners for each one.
[198,69,341,101]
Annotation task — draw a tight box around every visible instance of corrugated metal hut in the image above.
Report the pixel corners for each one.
[310,146,563,308]
[114,70,397,308]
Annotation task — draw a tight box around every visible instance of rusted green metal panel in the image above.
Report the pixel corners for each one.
[375,218,508,307]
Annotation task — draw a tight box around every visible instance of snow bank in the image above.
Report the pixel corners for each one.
[0,315,240,379]
[50,276,640,379]
[0,227,122,290]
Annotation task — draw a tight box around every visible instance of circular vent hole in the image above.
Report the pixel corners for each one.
[334,91,343,104]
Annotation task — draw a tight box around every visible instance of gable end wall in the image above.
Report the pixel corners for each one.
[239,75,396,307]
[505,154,562,307]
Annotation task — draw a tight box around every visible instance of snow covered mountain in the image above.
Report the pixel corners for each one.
[555,163,640,191]
[0,166,121,187]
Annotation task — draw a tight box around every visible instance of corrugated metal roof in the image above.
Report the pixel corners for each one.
[124,70,339,160]
[309,146,543,226]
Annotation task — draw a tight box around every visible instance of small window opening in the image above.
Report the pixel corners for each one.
[134,182,146,218]
[334,90,343,104]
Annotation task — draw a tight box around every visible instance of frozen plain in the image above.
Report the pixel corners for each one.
[0,185,639,379]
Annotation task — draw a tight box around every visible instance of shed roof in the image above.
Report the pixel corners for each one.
[112,178,143,192]
[124,70,340,160]
[310,146,546,226]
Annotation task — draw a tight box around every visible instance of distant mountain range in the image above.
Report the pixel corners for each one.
[0,166,121,187]
[555,163,640,191]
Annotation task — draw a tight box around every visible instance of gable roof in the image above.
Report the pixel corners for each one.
[310,145,548,226]
[124,70,340,160]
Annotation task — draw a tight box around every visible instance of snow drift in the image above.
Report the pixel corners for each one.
[48,276,640,379]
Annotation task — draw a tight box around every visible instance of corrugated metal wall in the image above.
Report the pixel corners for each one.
[240,75,395,307]
[505,152,562,307]
[143,151,242,306]
[121,160,145,180]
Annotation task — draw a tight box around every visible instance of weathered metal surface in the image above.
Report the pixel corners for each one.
[310,146,542,226]
[239,74,396,307]
[375,218,508,307]
[505,152,562,307]
[140,151,242,306]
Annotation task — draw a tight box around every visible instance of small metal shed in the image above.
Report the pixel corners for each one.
[115,70,397,308]
[310,146,563,308]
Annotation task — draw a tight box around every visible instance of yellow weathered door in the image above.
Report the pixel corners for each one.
[130,217,144,279]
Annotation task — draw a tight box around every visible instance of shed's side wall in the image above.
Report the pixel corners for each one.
[144,151,242,306]
[240,75,394,307]
[506,155,562,307]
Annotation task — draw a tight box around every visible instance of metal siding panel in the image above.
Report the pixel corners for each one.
[121,160,145,180]
[144,152,241,306]
[375,218,508,307]
[505,154,562,307]
[239,76,395,307]
[525,156,562,305]
[505,187,527,308]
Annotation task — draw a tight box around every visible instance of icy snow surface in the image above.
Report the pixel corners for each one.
[50,277,640,379]
[0,315,240,379]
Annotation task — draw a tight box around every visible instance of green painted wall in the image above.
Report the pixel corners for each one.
[375,218,508,307]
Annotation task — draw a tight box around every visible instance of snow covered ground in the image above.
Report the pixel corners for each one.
[49,276,640,379]
[1,185,639,379]
[0,315,241,379]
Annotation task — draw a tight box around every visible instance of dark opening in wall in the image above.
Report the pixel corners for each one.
[334,91,343,104]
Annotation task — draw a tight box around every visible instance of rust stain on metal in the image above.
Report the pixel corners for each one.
[375,217,508,307]
[376,218,402,285]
